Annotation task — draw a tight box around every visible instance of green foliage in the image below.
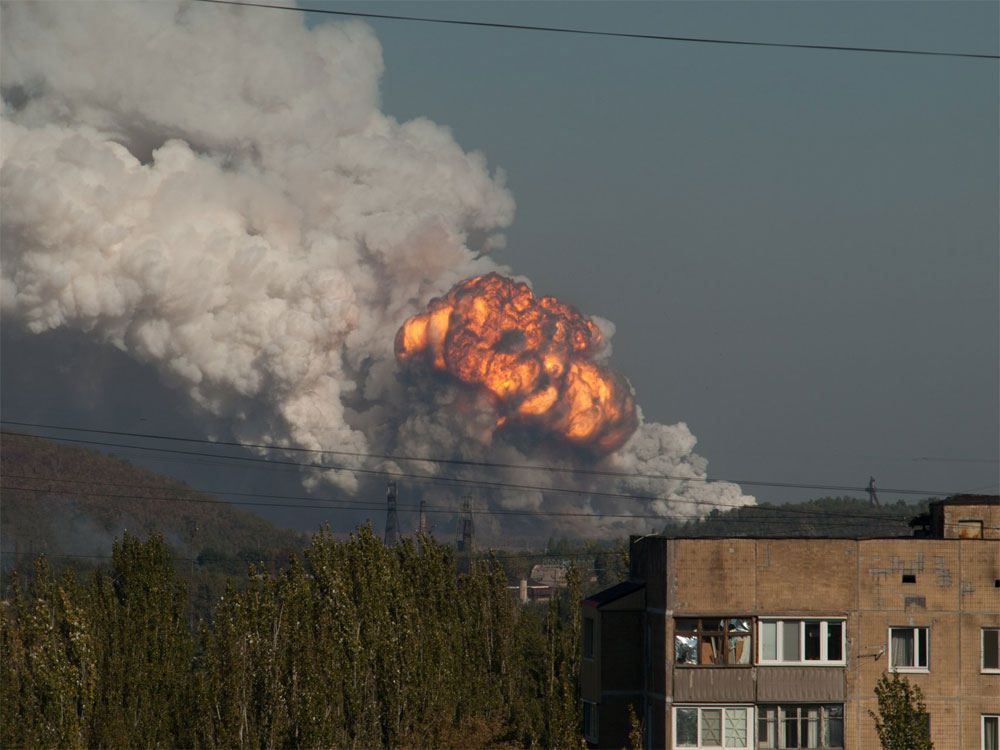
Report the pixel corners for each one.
[0,560,95,750]
[2,527,584,749]
[626,702,644,750]
[868,671,933,750]
[540,566,585,749]
[87,534,194,748]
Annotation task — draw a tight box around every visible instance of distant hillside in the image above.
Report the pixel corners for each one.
[1,431,305,570]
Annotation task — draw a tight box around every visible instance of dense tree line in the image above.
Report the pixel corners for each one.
[1,528,584,749]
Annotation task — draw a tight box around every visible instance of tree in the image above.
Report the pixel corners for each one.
[626,701,644,750]
[869,671,933,750]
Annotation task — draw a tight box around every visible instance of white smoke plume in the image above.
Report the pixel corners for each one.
[1,1,752,538]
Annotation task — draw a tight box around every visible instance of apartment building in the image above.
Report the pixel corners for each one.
[580,496,999,749]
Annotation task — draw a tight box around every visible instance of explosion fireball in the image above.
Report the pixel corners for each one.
[396,273,639,453]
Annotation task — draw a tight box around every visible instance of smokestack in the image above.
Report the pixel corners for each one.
[419,499,427,536]
[383,481,400,546]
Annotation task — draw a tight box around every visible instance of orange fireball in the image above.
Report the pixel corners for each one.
[395,273,638,452]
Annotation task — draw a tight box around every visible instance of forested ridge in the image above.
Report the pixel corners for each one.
[1,529,586,749]
[1,431,305,561]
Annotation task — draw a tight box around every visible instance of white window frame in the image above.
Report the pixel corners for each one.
[888,626,929,672]
[982,628,1000,673]
[582,700,599,744]
[757,705,844,749]
[757,618,846,665]
[672,705,752,749]
[983,714,999,750]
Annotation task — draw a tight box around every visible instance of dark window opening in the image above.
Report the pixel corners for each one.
[804,622,821,660]
[827,622,843,661]
[902,574,917,584]
[984,628,1000,671]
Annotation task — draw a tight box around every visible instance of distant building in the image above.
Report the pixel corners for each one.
[580,496,999,749]
[509,562,573,604]
[530,563,569,587]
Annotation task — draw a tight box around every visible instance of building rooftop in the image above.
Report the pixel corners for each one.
[581,580,644,608]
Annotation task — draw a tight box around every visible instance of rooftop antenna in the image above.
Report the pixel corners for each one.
[867,476,880,507]
[383,481,400,546]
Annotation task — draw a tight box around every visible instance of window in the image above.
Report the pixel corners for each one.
[983,628,1000,672]
[584,617,595,659]
[984,715,999,750]
[674,706,750,749]
[758,619,845,664]
[889,627,929,671]
[675,618,752,666]
[583,701,599,743]
[757,705,844,749]
[958,519,984,538]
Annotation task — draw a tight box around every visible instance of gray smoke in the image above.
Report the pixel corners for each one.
[1,1,752,538]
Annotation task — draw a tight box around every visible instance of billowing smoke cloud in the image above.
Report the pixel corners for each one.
[1,1,752,538]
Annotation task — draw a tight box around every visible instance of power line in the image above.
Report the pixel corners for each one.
[4,482,906,526]
[3,430,950,516]
[194,0,999,61]
[0,546,593,566]
[0,463,931,526]
[1,422,958,497]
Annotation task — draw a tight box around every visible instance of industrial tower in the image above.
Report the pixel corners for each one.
[383,481,400,546]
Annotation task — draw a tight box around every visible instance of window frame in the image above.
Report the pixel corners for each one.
[983,714,999,750]
[672,705,752,749]
[888,626,929,672]
[674,617,754,667]
[582,700,599,744]
[756,618,847,666]
[756,704,844,749]
[982,628,1000,673]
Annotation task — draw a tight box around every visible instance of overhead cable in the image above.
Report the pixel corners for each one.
[193,0,999,60]
[1,422,959,497]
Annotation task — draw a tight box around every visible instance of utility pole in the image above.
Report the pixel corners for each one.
[383,481,400,546]
[455,497,475,573]
[867,476,880,507]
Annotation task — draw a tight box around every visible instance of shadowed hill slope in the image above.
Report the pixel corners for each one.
[1,431,305,568]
